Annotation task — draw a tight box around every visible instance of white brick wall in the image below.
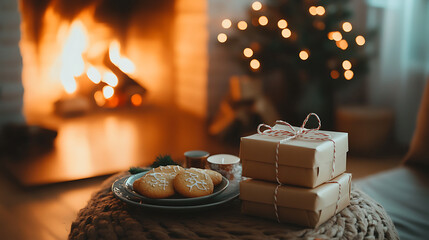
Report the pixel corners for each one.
[0,0,25,126]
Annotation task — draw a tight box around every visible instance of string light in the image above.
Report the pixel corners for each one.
[281,28,291,38]
[336,39,348,50]
[342,60,352,70]
[238,21,248,30]
[342,22,352,32]
[252,1,262,11]
[222,19,232,29]
[299,50,309,60]
[250,59,260,70]
[332,31,342,41]
[316,6,325,15]
[258,16,268,26]
[356,35,365,46]
[330,70,340,79]
[243,48,254,58]
[328,32,334,40]
[217,33,227,43]
[344,70,354,80]
[309,6,317,16]
[277,19,288,29]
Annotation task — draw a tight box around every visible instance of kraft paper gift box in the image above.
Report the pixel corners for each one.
[240,173,352,228]
[240,124,348,188]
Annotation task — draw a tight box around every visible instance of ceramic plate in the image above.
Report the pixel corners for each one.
[112,174,239,211]
[123,171,229,206]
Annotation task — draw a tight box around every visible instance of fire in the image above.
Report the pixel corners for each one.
[54,17,141,108]
[59,20,88,94]
[109,41,136,74]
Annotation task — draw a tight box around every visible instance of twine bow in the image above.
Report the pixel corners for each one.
[257,113,337,223]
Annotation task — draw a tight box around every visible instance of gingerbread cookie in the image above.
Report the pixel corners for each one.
[203,169,223,186]
[133,165,184,199]
[173,168,214,198]
[190,168,223,186]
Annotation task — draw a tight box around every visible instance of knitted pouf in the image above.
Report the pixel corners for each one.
[69,173,398,240]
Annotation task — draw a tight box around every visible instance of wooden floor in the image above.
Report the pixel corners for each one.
[0,108,403,239]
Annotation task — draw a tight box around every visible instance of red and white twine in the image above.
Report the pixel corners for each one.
[257,113,337,223]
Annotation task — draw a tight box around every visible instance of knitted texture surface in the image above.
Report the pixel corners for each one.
[69,173,398,240]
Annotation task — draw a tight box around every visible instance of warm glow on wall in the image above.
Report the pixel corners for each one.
[344,70,354,80]
[316,6,325,15]
[102,86,114,99]
[356,35,366,46]
[87,66,101,84]
[258,16,268,26]
[281,28,291,38]
[250,59,260,70]
[336,39,348,50]
[277,19,288,29]
[342,22,352,32]
[252,1,262,11]
[299,50,309,60]
[238,21,248,30]
[332,31,342,41]
[330,70,340,79]
[342,60,352,70]
[243,48,253,58]
[222,19,232,29]
[217,33,227,43]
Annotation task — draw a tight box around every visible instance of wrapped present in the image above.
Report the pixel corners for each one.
[240,113,348,188]
[240,173,352,228]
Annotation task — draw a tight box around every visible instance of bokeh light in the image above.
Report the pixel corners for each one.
[238,21,248,30]
[252,1,262,11]
[281,28,292,38]
[217,33,227,43]
[259,16,269,26]
[222,19,232,29]
[243,48,254,58]
[299,50,309,60]
[342,60,352,70]
[250,59,261,70]
[356,35,366,46]
[278,19,288,29]
[342,22,352,32]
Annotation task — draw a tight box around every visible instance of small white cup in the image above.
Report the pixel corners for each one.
[207,154,241,180]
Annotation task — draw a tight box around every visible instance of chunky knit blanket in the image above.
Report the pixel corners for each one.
[69,173,398,240]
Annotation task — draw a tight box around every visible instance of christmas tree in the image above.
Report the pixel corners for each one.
[218,0,369,128]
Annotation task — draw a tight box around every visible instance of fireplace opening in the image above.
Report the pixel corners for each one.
[18,0,208,126]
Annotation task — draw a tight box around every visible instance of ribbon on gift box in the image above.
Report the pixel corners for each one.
[257,113,337,223]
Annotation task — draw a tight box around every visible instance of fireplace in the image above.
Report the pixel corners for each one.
[5,0,209,127]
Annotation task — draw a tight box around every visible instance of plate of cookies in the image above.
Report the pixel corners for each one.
[122,165,230,206]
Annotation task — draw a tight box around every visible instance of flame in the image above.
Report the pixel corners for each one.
[59,20,88,94]
[102,72,118,87]
[87,66,101,84]
[109,40,136,74]
[103,86,114,99]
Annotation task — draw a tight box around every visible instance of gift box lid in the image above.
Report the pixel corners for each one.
[240,125,348,168]
[240,173,352,211]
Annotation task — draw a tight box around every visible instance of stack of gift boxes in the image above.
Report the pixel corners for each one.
[239,117,352,228]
